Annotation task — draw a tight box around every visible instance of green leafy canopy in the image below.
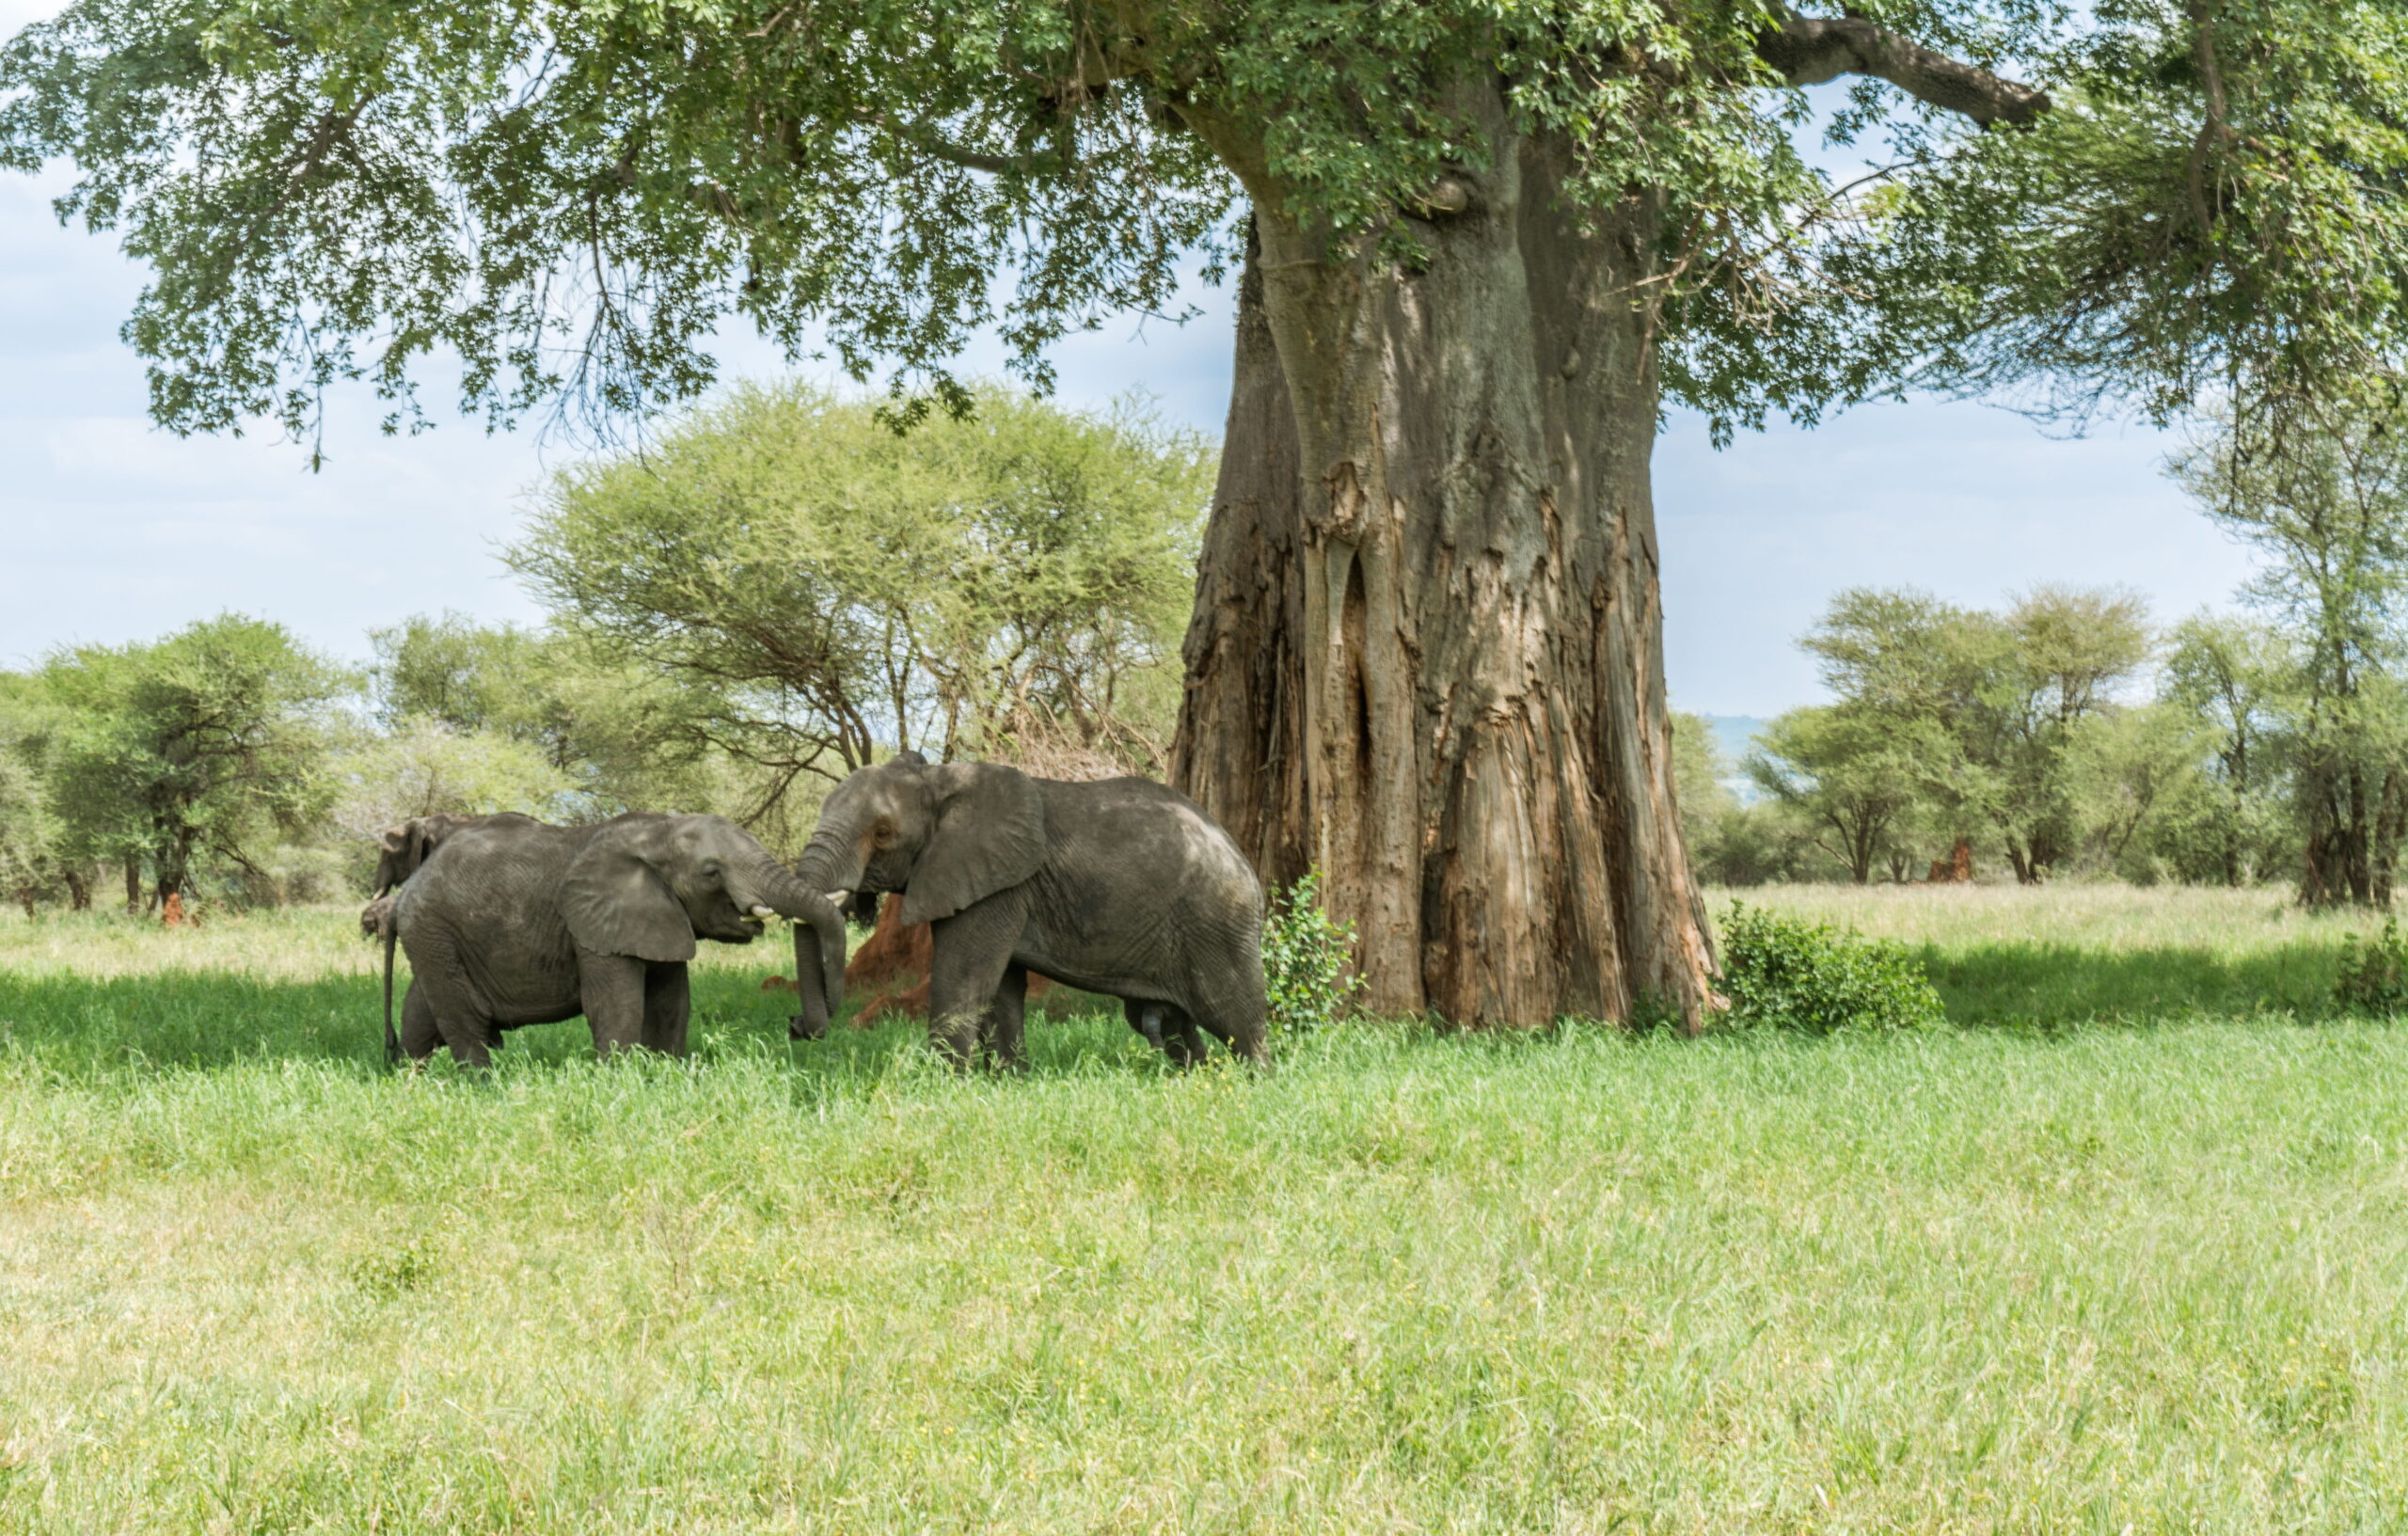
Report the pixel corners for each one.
[3,0,2405,448]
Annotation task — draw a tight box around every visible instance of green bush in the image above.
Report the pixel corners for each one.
[1717,900,1945,1034]
[2335,916,2408,1015]
[1262,870,1363,1036]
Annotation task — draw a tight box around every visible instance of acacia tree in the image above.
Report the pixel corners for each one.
[2174,400,2408,905]
[5,1,2404,1021]
[2157,613,2289,886]
[508,382,1206,803]
[1745,706,1931,883]
[1805,584,2152,881]
[0,724,57,917]
[40,616,350,907]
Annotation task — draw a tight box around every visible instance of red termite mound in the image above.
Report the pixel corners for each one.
[764,894,1051,1025]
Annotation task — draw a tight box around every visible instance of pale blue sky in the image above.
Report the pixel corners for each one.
[0,11,2257,716]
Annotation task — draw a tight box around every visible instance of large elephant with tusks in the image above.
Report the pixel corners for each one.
[792,752,1267,1069]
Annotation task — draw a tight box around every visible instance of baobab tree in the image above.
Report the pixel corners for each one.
[4,0,2402,1022]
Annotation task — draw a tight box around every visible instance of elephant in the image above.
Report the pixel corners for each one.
[382,812,848,1068]
[791,751,1267,1069]
[359,813,534,943]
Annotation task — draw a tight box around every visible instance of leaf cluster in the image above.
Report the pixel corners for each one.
[1261,868,1365,1036]
[2335,913,2408,1014]
[1716,899,1946,1032]
[0,0,1236,446]
[1808,0,2408,432]
[17,0,2402,450]
[10,614,356,905]
[506,380,1210,798]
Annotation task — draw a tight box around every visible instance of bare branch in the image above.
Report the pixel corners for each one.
[1758,11,2052,127]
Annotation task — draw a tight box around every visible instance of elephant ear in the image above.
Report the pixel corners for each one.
[371,825,412,894]
[560,823,697,962]
[899,763,1048,926]
[372,818,442,895]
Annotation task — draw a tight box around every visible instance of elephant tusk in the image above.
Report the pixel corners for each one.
[827,890,850,907]
[750,905,778,920]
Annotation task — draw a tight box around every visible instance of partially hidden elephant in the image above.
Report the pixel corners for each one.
[791,752,1267,1069]
[384,812,848,1067]
[358,813,535,942]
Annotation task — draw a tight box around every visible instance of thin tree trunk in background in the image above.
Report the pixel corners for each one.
[122,856,141,914]
[1172,101,1716,1026]
[2374,769,2404,905]
[64,868,90,911]
[2300,747,2388,907]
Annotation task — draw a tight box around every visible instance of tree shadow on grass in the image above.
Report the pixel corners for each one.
[0,968,1178,1085]
[0,969,833,1080]
[1919,940,2353,1029]
[0,942,2371,1082]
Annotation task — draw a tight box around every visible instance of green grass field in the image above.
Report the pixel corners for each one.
[1,888,2404,1532]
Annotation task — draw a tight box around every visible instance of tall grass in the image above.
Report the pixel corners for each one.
[1720,883,2384,1027]
[1,895,2403,1531]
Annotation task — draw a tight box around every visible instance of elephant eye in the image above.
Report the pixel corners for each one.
[872,821,898,849]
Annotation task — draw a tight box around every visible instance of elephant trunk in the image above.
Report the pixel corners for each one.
[794,828,863,900]
[739,854,847,1039]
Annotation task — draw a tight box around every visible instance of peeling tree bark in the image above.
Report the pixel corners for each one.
[1173,98,1716,1027]
[1165,226,1311,896]
[1162,29,2044,1028]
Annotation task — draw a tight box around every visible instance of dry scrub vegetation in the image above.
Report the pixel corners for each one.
[1,892,2404,1532]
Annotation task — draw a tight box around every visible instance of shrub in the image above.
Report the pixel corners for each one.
[1717,901,1945,1034]
[1262,870,1363,1036]
[2335,916,2408,1015]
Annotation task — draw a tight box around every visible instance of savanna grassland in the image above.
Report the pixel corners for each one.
[1,888,2405,1533]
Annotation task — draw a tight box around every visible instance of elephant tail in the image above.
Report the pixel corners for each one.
[381,915,401,1069]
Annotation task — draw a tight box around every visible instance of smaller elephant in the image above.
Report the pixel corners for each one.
[384,812,848,1067]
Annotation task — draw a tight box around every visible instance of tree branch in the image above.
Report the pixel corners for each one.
[2185,0,2234,240]
[853,109,1065,177]
[1757,11,2052,127]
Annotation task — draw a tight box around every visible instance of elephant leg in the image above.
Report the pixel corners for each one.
[642,961,691,1057]
[399,980,442,1065]
[927,896,1024,1071]
[578,950,648,1058]
[1161,1005,1210,1068]
[985,963,1028,1072]
[1126,1000,1168,1055]
[404,935,495,1069]
[1127,1001,1207,1067]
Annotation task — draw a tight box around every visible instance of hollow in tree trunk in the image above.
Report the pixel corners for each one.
[1171,107,1716,1027]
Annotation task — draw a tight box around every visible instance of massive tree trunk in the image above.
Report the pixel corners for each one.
[1171,102,1716,1027]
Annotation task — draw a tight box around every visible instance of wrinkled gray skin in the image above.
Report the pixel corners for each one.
[794,752,1267,1069]
[387,813,847,1067]
[360,813,541,1064]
